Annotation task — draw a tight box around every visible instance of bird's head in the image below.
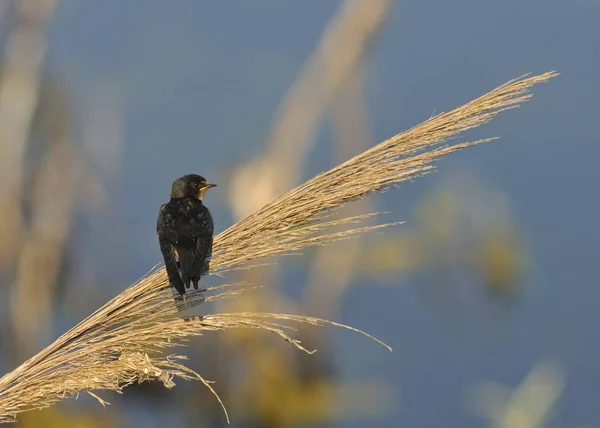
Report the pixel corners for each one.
[170,174,217,200]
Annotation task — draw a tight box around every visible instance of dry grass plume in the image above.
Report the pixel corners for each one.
[0,72,557,423]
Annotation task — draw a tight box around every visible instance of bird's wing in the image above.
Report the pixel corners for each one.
[157,204,185,295]
[190,204,214,277]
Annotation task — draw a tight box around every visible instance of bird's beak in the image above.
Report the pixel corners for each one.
[206,183,217,189]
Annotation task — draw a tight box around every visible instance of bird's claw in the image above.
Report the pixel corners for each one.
[183,315,204,323]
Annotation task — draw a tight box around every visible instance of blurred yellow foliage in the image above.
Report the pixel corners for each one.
[358,173,528,299]
[232,345,395,425]
[19,406,115,428]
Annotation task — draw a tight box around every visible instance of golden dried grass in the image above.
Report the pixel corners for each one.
[0,72,556,423]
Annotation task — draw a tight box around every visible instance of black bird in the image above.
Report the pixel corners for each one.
[157,174,216,306]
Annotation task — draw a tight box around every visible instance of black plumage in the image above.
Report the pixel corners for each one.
[157,174,216,304]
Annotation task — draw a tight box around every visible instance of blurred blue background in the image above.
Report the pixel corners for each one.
[1,1,599,427]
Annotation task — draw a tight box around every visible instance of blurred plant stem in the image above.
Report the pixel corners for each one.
[0,0,65,362]
[303,65,373,318]
[228,0,392,219]
[221,1,395,426]
[469,361,565,428]
[0,0,59,270]
[0,0,106,362]
[10,134,76,359]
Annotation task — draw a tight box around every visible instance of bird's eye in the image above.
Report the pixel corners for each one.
[193,183,198,188]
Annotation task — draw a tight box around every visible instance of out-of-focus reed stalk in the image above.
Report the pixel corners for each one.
[229,0,392,219]
[0,0,59,269]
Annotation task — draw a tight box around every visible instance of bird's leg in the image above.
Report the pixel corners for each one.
[181,291,204,323]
